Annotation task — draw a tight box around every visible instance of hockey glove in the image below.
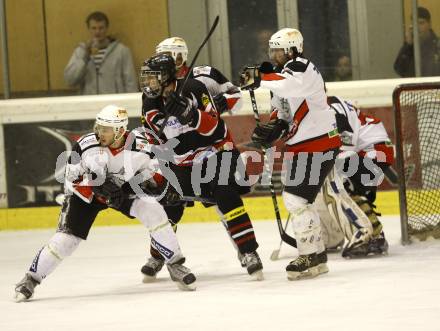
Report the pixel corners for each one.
[213,93,228,114]
[92,178,126,209]
[252,119,289,145]
[166,92,196,125]
[239,66,261,90]
[159,184,182,206]
[239,62,275,91]
[139,178,182,206]
[259,61,276,74]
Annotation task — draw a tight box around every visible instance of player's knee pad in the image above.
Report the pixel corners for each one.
[282,191,308,212]
[48,232,82,260]
[282,191,319,227]
[130,198,168,228]
[283,191,322,254]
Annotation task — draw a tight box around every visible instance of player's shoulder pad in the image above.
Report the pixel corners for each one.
[181,78,211,103]
[192,65,212,77]
[76,133,100,154]
[327,95,344,106]
[128,129,154,156]
[284,57,310,73]
[193,65,229,84]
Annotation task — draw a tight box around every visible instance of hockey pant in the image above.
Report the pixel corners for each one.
[150,150,258,257]
[343,154,392,204]
[28,194,183,282]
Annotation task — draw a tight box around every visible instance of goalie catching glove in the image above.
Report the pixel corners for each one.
[252,118,289,146]
[239,62,274,90]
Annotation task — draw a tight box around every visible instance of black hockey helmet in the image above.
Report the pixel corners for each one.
[140,53,177,98]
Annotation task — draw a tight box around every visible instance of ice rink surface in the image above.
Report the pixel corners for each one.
[1,215,440,331]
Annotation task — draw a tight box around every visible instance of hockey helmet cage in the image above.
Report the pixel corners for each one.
[140,53,177,98]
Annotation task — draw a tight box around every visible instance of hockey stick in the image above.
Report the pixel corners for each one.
[248,89,297,248]
[54,192,216,206]
[270,213,291,260]
[157,15,220,138]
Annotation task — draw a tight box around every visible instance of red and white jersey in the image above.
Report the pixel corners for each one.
[328,96,394,164]
[261,57,340,153]
[64,130,158,203]
[190,65,242,114]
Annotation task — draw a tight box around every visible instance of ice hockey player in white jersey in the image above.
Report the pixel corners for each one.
[14,105,196,302]
[155,37,242,115]
[240,28,342,280]
[318,96,394,257]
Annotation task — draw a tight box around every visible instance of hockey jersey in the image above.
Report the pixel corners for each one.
[261,57,340,153]
[328,96,394,164]
[64,130,157,203]
[142,78,234,166]
[190,65,242,114]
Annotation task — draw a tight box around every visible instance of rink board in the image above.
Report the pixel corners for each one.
[0,191,399,231]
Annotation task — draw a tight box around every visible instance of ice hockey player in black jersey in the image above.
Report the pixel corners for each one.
[240,28,342,280]
[139,53,263,281]
[14,105,197,302]
[155,37,242,115]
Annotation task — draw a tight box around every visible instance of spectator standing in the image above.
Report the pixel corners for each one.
[394,6,440,77]
[64,11,137,94]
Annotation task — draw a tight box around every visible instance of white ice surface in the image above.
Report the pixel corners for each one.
[1,216,440,331]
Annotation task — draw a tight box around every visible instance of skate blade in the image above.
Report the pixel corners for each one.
[270,250,280,261]
[176,281,197,291]
[318,263,329,275]
[14,292,30,303]
[250,270,264,281]
[142,274,158,283]
[287,267,319,281]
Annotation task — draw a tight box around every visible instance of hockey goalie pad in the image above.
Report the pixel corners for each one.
[317,166,373,248]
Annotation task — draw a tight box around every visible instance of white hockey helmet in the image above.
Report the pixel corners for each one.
[95,105,129,136]
[269,28,303,55]
[155,37,188,68]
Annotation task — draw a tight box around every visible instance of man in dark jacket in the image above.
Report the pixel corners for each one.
[394,7,440,77]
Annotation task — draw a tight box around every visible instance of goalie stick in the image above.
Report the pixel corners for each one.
[157,15,220,138]
[248,89,297,248]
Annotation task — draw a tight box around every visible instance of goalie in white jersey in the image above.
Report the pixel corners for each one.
[317,96,394,257]
[240,28,342,280]
[14,105,196,302]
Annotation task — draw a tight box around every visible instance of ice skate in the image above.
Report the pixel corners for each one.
[237,251,246,268]
[342,227,371,258]
[166,259,196,291]
[14,274,39,302]
[286,253,320,280]
[368,231,389,255]
[141,256,165,283]
[243,251,264,280]
[317,251,329,275]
